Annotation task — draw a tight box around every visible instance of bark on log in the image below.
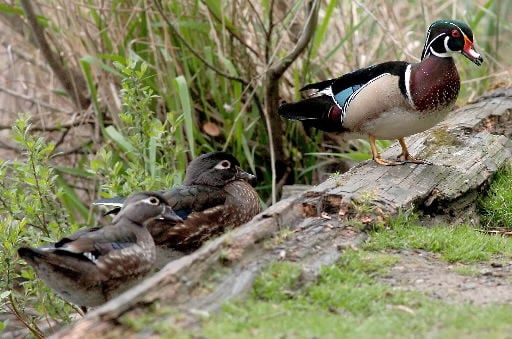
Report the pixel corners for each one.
[54,88,512,338]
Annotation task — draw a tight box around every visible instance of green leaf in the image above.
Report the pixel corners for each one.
[174,75,195,158]
[104,126,137,162]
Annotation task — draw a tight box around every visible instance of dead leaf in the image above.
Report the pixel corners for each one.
[203,121,221,136]
[387,304,415,315]
[360,216,373,224]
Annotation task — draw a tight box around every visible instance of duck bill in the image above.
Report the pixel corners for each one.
[160,205,183,223]
[462,36,483,66]
[235,166,257,183]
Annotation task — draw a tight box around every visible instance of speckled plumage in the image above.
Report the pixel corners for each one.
[18,192,181,308]
[94,152,261,253]
[279,19,483,165]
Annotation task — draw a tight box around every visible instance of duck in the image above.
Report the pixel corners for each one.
[94,152,261,252]
[17,192,182,308]
[278,19,484,165]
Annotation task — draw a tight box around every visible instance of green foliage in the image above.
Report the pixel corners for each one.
[479,163,512,230]
[0,115,80,337]
[366,210,512,263]
[90,61,186,198]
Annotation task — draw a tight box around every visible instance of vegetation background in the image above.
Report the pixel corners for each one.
[0,0,511,336]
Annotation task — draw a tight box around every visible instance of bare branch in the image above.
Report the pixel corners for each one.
[19,0,90,110]
[0,86,73,113]
[264,0,319,204]
[200,0,261,58]
[153,0,249,87]
[268,0,319,78]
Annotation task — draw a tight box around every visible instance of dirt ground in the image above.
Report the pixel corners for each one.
[378,249,512,305]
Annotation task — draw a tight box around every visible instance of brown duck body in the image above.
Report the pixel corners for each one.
[18,192,180,307]
[18,228,155,307]
[149,179,261,251]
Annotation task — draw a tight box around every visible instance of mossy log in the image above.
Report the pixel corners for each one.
[54,88,512,338]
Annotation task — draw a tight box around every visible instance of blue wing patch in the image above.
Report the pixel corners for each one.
[111,242,131,250]
[176,208,191,220]
[333,84,362,108]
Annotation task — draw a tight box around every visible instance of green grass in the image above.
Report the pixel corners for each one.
[252,262,304,301]
[365,210,512,263]
[194,249,512,338]
[479,164,512,230]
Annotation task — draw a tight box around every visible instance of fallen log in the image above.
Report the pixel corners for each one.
[54,88,512,338]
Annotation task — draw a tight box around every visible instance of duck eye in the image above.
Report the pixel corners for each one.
[214,160,231,170]
[451,29,461,38]
[148,197,159,205]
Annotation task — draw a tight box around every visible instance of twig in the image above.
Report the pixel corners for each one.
[0,119,95,131]
[267,0,319,78]
[353,0,418,61]
[264,0,319,204]
[7,295,45,339]
[20,0,90,109]
[0,86,73,113]
[200,0,260,57]
[153,0,249,87]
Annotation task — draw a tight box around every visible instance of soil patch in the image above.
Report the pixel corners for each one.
[379,249,512,305]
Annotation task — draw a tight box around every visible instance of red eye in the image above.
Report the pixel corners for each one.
[451,29,461,38]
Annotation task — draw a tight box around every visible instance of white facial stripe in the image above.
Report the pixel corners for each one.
[429,35,451,58]
[443,36,455,53]
[423,33,445,58]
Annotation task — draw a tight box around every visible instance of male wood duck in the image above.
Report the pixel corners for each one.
[18,192,181,308]
[279,19,484,165]
[94,152,261,252]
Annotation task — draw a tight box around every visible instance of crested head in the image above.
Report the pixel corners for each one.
[116,192,181,225]
[420,19,483,66]
[183,151,255,186]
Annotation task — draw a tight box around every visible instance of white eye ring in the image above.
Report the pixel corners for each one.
[214,160,231,170]
[146,197,159,205]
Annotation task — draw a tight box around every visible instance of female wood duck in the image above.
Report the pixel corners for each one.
[279,19,484,165]
[94,152,261,252]
[18,192,181,308]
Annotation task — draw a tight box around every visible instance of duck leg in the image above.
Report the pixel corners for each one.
[368,135,404,166]
[397,138,433,165]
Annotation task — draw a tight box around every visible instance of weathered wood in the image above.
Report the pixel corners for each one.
[54,88,512,338]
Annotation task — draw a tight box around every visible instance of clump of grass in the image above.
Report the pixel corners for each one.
[252,262,303,302]
[479,164,512,230]
[366,210,512,263]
